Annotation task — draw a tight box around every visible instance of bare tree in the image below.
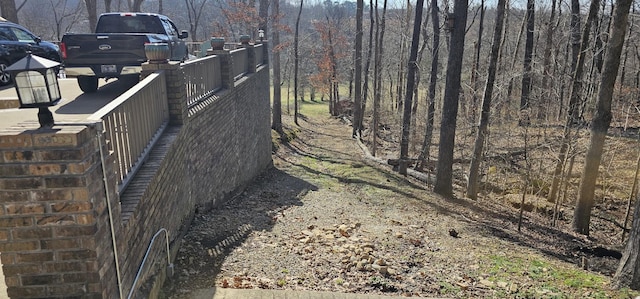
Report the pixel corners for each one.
[130,0,144,12]
[271,0,284,131]
[272,0,283,133]
[352,0,363,137]
[85,0,97,32]
[398,0,425,175]
[434,0,468,197]
[294,0,303,125]
[539,0,557,120]
[415,0,439,171]
[518,0,534,126]
[466,0,506,200]
[50,0,84,40]
[469,0,485,123]
[105,0,112,12]
[572,0,621,235]
[0,0,19,23]
[371,0,388,156]
[185,0,209,41]
[359,0,375,137]
[549,0,602,205]
[613,0,640,277]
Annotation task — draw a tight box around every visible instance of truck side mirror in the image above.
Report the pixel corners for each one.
[35,37,41,44]
[179,30,188,39]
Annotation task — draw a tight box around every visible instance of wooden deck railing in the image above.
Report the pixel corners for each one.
[85,42,263,193]
[183,55,222,114]
[230,47,249,79]
[88,73,169,193]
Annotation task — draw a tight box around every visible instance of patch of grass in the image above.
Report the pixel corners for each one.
[277,278,287,287]
[299,100,329,117]
[438,281,461,295]
[481,254,640,298]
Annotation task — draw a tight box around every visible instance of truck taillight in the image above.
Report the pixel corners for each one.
[60,42,67,59]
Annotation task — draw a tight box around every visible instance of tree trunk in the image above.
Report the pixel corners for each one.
[416,0,439,171]
[0,0,18,23]
[105,0,112,13]
[398,0,425,175]
[434,0,468,197]
[567,0,602,125]
[259,0,270,37]
[327,15,339,117]
[294,0,303,125]
[353,0,364,137]
[131,0,144,12]
[518,0,534,126]
[466,0,506,200]
[272,0,283,133]
[539,0,557,121]
[85,0,98,32]
[470,0,485,124]
[372,0,388,156]
[574,0,631,236]
[360,0,375,137]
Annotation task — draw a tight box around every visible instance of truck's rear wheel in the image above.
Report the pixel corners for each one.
[78,76,98,93]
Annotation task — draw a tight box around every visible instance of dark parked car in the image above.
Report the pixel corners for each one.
[0,20,61,85]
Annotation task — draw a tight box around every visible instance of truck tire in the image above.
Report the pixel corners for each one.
[78,76,98,93]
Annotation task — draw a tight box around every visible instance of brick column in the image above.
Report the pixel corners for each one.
[0,125,119,298]
[142,62,186,125]
[258,41,269,65]
[244,44,256,74]
[207,49,234,89]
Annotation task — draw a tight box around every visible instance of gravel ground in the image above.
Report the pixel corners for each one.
[160,114,634,298]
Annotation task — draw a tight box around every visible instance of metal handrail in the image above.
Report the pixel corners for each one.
[127,228,172,299]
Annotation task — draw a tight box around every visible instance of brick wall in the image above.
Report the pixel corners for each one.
[0,42,271,298]
[0,125,117,298]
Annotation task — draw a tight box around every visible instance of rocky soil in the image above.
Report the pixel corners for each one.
[160,112,638,298]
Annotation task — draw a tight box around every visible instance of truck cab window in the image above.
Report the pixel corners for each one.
[161,19,176,36]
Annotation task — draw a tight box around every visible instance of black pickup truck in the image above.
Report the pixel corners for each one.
[60,12,189,93]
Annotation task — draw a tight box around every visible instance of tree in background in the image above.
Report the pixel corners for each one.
[398,0,424,175]
[270,0,285,133]
[518,0,534,126]
[0,0,19,23]
[130,0,145,12]
[415,0,439,172]
[294,0,303,125]
[352,0,363,138]
[185,0,209,41]
[434,0,468,197]
[466,0,507,200]
[84,0,97,32]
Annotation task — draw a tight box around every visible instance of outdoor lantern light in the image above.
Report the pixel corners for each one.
[258,29,265,41]
[5,54,61,128]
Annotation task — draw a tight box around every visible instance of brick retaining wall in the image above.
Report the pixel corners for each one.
[0,43,271,298]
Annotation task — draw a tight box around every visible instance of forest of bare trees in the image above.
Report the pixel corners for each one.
[4,0,640,289]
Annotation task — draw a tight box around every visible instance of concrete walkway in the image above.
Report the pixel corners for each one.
[192,288,442,299]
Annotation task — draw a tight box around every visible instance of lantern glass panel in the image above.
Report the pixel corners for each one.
[15,71,49,105]
[45,69,60,100]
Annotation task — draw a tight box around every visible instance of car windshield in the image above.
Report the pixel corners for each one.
[95,15,165,34]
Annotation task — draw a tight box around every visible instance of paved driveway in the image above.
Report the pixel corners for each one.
[0,77,136,129]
